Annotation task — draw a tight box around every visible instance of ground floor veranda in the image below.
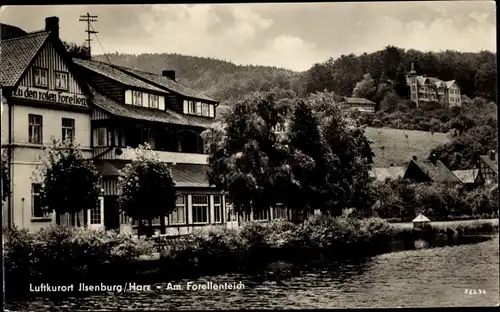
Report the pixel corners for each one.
[2,158,297,235]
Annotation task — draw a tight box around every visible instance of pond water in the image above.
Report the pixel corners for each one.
[7,236,499,310]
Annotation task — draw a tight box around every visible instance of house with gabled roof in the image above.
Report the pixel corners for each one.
[452,169,484,188]
[406,62,462,109]
[1,17,92,231]
[71,54,232,235]
[340,96,376,113]
[477,150,498,184]
[403,156,461,184]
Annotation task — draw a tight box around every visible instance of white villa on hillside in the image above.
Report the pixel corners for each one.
[406,62,462,109]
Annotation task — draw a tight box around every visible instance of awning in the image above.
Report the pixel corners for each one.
[94,160,213,188]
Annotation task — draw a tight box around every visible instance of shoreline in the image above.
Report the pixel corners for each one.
[4,217,499,300]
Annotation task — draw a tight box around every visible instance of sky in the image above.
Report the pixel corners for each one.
[1,2,496,72]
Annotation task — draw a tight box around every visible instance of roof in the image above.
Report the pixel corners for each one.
[113,65,217,103]
[1,23,28,40]
[414,76,459,90]
[342,97,375,105]
[0,31,50,87]
[95,160,213,188]
[73,58,166,93]
[452,169,481,184]
[370,166,405,182]
[461,94,472,102]
[91,88,215,129]
[445,80,456,88]
[412,214,430,223]
[407,159,461,183]
[479,155,498,174]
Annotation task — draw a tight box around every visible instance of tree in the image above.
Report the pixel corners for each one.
[474,62,496,102]
[307,92,376,216]
[35,138,102,226]
[1,149,9,202]
[63,41,90,59]
[352,73,376,99]
[117,144,177,237]
[286,100,330,217]
[202,91,292,218]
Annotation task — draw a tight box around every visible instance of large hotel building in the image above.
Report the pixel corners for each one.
[1,16,290,234]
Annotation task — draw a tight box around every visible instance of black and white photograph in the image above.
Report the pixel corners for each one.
[1,1,498,310]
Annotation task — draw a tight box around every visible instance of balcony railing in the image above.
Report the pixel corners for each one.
[94,146,209,165]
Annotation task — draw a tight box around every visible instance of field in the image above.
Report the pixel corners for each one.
[365,127,450,167]
[215,107,451,168]
[390,218,499,230]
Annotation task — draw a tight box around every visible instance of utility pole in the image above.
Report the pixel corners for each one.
[79,13,98,60]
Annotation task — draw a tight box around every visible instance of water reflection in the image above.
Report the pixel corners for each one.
[7,236,499,310]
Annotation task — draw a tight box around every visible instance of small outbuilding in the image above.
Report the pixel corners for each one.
[412,213,431,229]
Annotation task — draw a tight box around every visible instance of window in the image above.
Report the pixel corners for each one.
[96,128,106,146]
[33,68,48,87]
[254,209,269,221]
[188,101,197,114]
[120,211,129,224]
[196,102,202,115]
[149,94,159,109]
[133,91,143,106]
[209,104,214,118]
[225,195,236,221]
[170,195,186,224]
[273,204,288,220]
[202,103,209,116]
[55,71,68,90]
[31,183,48,218]
[192,195,209,223]
[62,118,75,142]
[89,204,101,224]
[214,195,222,223]
[28,114,43,144]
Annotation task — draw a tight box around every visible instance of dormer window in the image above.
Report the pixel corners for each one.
[149,94,159,109]
[55,71,68,90]
[184,100,214,117]
[133,91,143,106]
[33,68,48,87]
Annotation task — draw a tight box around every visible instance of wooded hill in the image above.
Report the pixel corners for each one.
[92,46,496,104]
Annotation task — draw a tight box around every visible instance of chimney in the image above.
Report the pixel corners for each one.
[488,150,496,161]
[412,156,417,161]
[45,16,59,38]
[162,70,175,81]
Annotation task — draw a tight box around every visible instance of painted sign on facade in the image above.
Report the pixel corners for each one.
[12,86,87,106]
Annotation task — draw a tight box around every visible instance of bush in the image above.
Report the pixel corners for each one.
[4,226,155,291]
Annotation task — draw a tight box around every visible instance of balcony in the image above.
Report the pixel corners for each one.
[94,146,209,165]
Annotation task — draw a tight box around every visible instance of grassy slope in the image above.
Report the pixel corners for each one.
[365,127,450,167]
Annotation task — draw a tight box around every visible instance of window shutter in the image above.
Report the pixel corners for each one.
[125,90,132,105]
[159,96,165,110]
[183,100,188,114]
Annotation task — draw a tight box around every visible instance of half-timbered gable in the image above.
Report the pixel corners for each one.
[17,40,86,97]
[1,17,95,232]
[478,151,498,184]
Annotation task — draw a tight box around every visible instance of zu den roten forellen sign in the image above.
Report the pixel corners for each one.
[12,86,87,106]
